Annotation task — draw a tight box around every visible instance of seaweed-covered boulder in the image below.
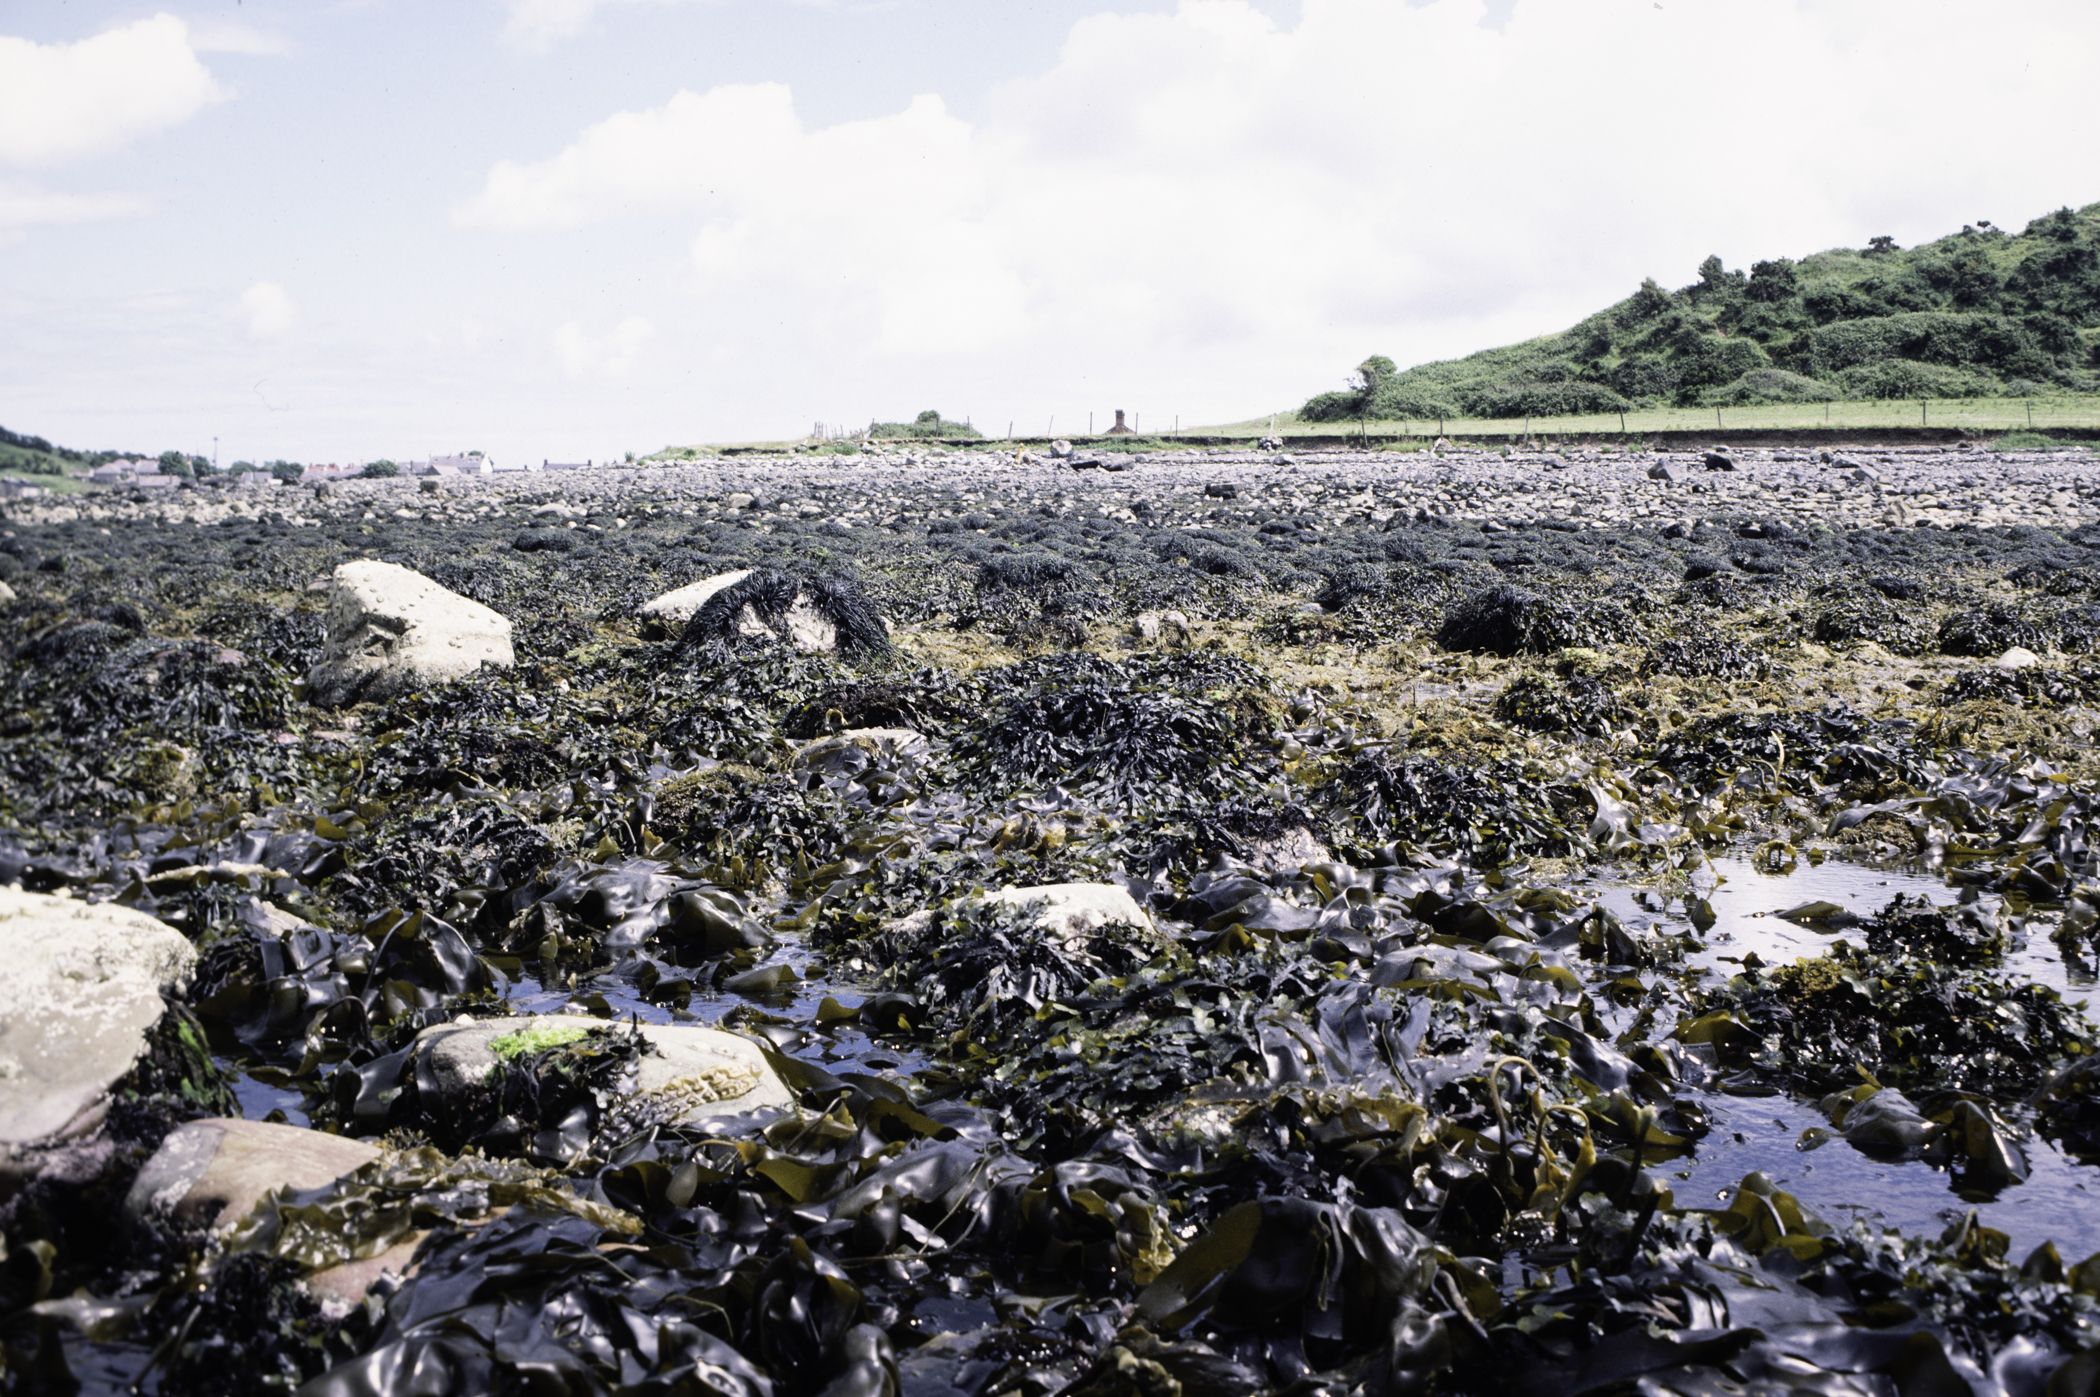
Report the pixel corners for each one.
[412,1016,792,1125]
[0,888,197,1146]
[125,1118,380,1234]
[306,560,514,706]
[676,568,890,658]
[639,569,754,628]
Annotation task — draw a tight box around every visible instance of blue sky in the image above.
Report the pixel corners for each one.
[2,0,2096,465]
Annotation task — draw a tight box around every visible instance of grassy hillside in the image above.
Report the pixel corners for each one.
[1301,204,2100,422]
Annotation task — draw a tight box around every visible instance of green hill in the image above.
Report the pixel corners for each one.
[1301,204,2100,422]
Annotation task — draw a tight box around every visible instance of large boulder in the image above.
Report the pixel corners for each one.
[306,560,514,706]
[0,889,197,1146]
[412,1016,793,1125]
[126,1118,380,1233]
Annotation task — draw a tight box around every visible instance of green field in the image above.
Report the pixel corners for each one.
[1197,394,2100,442]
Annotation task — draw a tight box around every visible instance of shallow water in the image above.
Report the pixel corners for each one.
[1592,853,2100,1262]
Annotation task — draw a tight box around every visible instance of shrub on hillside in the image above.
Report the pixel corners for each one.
[1458,378,1630,418]
[1833,360,2000,400]
[1698,369,1838,406]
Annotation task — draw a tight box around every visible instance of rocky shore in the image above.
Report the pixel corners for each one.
[5,441,2100,1396]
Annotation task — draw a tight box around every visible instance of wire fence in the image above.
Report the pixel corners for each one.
[1251,395,2100,441]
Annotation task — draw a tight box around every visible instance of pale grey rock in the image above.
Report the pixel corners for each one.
[412,1015,791,1124]
[0,889,196,1146]
[1995,645,2043,670]
[306,560,513,706]
[986,883,1155,944]
[126,1118,380,1233]
[639,569,754,626]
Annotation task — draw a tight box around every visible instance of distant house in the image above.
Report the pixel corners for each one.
[416,454,492,477]
[130,474,179,490]
[88,458,151,485]
[543,459,592,471]
[300,463,357,483]
[0,480,45,499]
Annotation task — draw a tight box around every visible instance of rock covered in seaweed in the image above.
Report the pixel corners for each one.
[673,567,891,658]
[0,887,197,1146]
[306,559,514,706]
[411,1015,792,1128]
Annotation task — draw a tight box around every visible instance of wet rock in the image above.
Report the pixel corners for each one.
[1648,461,1688,484]
[1203,482,1238,500]
[1703,451,1737,471]
[125,1118,381,1234]
[412,1016,792,1125]
[306,560,515,706]
[0,888,197,1146]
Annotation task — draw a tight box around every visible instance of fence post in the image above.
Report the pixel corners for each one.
[1921,399,1927,427]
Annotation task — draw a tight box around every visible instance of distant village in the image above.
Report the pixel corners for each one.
[0,451,605,499]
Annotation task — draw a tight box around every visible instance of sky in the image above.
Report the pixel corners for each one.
[1,1,2097,466]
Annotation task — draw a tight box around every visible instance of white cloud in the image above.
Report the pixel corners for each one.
[0,15,226,167]
[502,0,705,51]
[459,0,2100,428]
[555,316,655,376]
[187,20,292,56]
[240,281,298,339]
[0,179,144,236]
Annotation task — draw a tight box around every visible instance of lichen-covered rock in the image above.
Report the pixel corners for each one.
[306,559,514,706]
[0,888,196,1146]
[125,1117,381,1233]
[412,1015,791,1125]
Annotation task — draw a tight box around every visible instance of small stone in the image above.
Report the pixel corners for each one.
[1648,461,1687,484]
[1702,451,1737,472]
[0,579,14,606]
[1049,440,1074,459]
[1203,482,1238,500]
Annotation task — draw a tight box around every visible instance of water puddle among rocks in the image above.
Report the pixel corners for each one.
[1592,853,2100,1261]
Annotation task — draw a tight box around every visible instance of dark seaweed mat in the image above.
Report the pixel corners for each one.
[12,503,2100,1394]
